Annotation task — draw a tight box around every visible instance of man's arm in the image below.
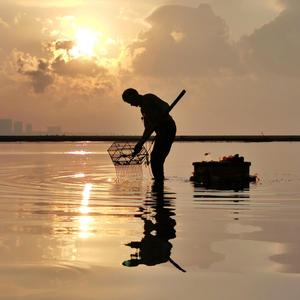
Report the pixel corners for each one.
[133,98,157,156]
[132,90,186,157]
[133,120,152,156]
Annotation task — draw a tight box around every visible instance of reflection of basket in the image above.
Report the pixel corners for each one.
[107,142,149,166]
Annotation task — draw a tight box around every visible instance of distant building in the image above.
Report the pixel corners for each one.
[47,126,62,135]
[14,121,23,135]
[0,119,13,135]
[26,123,33,134]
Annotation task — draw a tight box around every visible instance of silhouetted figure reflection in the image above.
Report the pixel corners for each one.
[123,182,186,272]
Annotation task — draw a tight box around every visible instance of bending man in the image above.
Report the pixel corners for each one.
[122,88,176,183]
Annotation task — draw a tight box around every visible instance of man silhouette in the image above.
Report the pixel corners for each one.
[122,88,176,183]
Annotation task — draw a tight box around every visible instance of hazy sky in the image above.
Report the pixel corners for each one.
[0,0,299,134]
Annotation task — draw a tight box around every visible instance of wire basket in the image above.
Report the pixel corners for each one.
[107,142,150,166]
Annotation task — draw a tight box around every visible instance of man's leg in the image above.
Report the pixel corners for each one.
[151,141,165,182]
[151,122,176,182]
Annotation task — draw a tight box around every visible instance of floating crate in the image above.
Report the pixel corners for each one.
[190,158,253,189]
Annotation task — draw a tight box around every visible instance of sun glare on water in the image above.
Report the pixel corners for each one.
[70,28,99,58]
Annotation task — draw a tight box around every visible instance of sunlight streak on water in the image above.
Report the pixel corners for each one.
[74,173,85,178]
[67,150,93,155]
[81,183,93,210]
[79,183,93,239]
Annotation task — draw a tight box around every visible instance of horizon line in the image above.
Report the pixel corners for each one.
[0,135,300,142]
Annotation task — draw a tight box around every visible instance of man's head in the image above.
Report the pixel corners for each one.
[122,88,140,106]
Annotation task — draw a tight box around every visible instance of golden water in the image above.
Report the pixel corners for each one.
[0,142,299,299]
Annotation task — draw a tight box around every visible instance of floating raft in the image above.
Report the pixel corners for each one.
[190,154,256,189]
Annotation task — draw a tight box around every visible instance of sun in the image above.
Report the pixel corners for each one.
[69,28,99,58]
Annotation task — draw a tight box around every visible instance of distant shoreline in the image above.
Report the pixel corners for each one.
[0,135,300,142]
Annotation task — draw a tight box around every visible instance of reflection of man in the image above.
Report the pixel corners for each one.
[122,183,186,272]
[122,88,176,183]
[123,235,172,267]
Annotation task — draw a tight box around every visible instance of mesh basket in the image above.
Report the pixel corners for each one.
[107,142,150,166]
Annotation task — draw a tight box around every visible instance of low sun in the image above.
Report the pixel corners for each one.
[70,28,99,58]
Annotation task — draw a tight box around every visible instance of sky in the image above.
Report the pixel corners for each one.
[0,0,299,134]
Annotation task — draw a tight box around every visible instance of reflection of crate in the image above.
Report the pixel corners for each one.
[190,161,252,189]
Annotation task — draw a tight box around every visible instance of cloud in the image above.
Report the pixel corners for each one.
[129,4,240,78]
[54,40,75,51]
[0,9,49,57]
[13,50,54,92]
[11,0,85,8]
[4,30,114,94]
[0,17,9,28]
[51,56,108,77]
[25,62,54,93]
[12,50,113,94]
[240,1,300,76]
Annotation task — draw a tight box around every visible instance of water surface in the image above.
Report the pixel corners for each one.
[0,142,300,299]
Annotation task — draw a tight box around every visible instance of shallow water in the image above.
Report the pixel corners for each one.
[0,141,300,300]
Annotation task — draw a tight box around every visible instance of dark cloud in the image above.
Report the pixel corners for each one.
[240,1,300,76]
[26,65,54,93]
[129,4,240,77]
[51,56,108,77]
[16,53,54,93]
[54,40,74,51]
[8,39,111,94]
